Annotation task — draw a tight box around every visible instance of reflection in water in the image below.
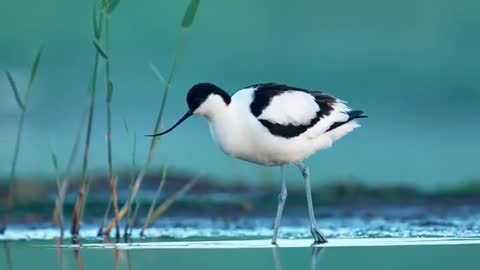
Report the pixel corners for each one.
[273,246,324,270]
[55,238,66,270]
[73,242,85,270]
[310,247,324,270]
[272,247,284,270]
[113,247,130,270]
[50,238,133,270]
[126,250,134,270]
[114,248,120,270]
[104,237,129,270]
[2,239,480,270]
[3,242,13,270]
[104,237,119,270]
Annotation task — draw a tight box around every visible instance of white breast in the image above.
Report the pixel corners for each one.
[206,89,254,159]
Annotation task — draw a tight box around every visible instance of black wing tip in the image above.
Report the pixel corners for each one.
[326,110,367,132]
[349,110,368,119]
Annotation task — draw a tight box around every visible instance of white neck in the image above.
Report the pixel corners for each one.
[194,95,229,119]
[194,95,247,157]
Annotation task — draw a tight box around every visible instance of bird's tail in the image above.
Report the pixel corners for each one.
[348,110,368,120]
[326,110,367,132]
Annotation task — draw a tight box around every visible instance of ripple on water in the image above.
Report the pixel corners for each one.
[1,205,480,241]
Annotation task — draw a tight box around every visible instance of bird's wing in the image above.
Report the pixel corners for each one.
[248,83,353,138]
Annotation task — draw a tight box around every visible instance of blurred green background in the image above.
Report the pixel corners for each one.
[0,0,479,189]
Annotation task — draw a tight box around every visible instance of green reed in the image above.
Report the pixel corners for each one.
[94,0,122,241]
[105,0,201,234]
[49,145,65,237]
[70,0,104,239]
[121,117,138,240]
[140,165,169,236]
[52,105,87,237]
[142,175,201,230]
[1,46,44,233]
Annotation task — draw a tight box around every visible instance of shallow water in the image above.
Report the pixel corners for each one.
[2,239,480,270]
[2,204,480,269]
[3,203,480,241]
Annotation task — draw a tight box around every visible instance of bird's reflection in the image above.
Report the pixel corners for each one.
[272,246,284,270]
[273,245,325,270]
[310,247,324,270]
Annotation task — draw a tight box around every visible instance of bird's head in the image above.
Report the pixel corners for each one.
[147,83,231,137]
[186,83,231,116]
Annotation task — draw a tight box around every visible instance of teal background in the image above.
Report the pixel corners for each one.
[1,0,479,189]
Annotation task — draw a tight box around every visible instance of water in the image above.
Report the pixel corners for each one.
[2,204,480,269]
[2,239,480,270]
[2,203,480,241]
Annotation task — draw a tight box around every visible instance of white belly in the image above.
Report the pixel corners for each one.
[208,115,333,166]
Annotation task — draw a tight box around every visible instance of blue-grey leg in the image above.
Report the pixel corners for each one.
[272,165,287,245]
[295,162,328,244]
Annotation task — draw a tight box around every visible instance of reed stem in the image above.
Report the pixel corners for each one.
[140,165,168,236]
[123,129,137,240]
[105,25,192,235]
[97,199,112,236]
[71,35,102,239]
[50,147,65,237]
[2,112,26,231]
[96,10,121,241]
[1,46,44,233]
[53,106,87,234]
[142,176,200,230]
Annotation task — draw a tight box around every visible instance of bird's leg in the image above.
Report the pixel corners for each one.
[272,165,287,245]
[295,162,328,244]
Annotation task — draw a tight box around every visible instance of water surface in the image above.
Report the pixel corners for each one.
[2,238,479,270]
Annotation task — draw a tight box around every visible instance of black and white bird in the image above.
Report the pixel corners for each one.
[148,82,367,244]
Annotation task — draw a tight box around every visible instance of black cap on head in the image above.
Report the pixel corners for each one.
[187,83,231,112]
[145,83,231,137]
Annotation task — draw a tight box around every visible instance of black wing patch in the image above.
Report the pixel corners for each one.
[249,83,296,117]
[258,110,325,138]
[249,83,337,138]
